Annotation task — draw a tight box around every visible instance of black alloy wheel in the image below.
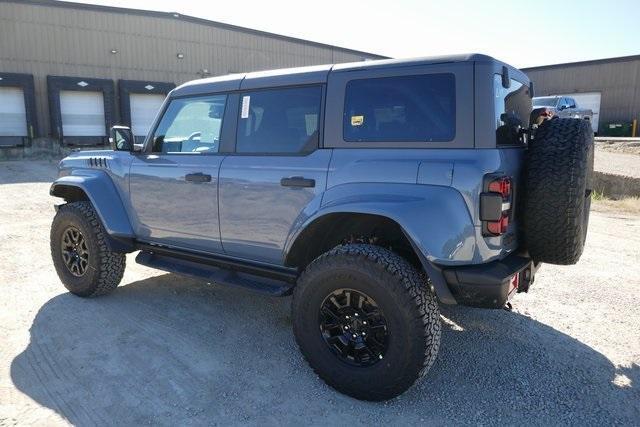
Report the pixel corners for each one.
[319,288,389,367]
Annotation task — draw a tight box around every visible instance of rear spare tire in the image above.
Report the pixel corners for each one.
[523,118,594,265]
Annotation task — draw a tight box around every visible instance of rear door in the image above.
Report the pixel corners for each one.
[129,94,229,253]
[218,85,331,264]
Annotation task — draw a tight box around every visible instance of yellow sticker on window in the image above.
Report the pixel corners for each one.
[351,115,364,126]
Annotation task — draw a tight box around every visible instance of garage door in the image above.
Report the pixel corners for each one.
[0,87,28,136]
[130,93,165,138]
[557,92,601,133]
[60,90,106,136]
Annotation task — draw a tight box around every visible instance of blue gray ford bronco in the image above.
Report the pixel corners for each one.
[50,54,594,401]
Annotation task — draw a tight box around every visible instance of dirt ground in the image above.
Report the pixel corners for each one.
[594,148,640,179]
[1,160,639,426]
[596,139,640,156]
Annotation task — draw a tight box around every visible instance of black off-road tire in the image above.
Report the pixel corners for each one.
[292,244,441,401]
[50,201,125,297]
[523,117,594,265]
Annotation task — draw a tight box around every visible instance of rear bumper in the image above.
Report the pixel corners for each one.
[442,253,536,308]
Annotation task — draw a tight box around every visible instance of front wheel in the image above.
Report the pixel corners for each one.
[50,201,125,297]
[292,244,441,401]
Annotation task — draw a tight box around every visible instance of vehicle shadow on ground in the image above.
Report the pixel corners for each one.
[11,274,640,425]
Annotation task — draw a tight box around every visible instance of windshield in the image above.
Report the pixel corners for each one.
[533,96,558,107]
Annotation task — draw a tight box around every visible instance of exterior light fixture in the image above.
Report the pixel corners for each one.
[177,53,184,59]
[197,68,211,78]
[110,49,118,54]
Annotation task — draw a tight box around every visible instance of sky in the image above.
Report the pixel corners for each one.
[77,0,640,68]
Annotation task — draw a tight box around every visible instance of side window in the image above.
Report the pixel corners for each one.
[152,94,227,154]
[494,75,531,146]
[343,73,456,142]
[567,97,576,108]
[560,97,569,109]
[236,86,322,154]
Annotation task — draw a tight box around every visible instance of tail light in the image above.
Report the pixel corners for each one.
[486,214,509,235]
[487,177,511,198]
[509,273,519,293]
[480,175,512,236]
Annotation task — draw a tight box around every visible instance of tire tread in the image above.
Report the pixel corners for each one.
[292,244,441,400]
[50,201,125,297]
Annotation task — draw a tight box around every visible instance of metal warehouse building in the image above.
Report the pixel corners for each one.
[523,55,640,135]
[0,0,384,147]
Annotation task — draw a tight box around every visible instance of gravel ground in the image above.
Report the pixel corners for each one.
[1,160,639,426]
[596,138,640,156]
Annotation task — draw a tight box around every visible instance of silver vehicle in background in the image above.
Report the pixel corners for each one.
[533,96,593,122]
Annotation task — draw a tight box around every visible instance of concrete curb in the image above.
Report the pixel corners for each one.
[0,138,103,162]
[594,171,640,199]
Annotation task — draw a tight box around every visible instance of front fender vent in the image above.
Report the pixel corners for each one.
[88,157,109,169]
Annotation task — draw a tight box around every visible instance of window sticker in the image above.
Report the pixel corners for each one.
[241,95,251,119]
[351,115,364,126]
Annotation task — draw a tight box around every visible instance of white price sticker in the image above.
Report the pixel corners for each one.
[241,95,251,119]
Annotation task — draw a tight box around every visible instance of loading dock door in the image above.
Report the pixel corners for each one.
[570,92,601,133]
[60,90,106,136]
[130,93,165,139]
[0,87,28,136]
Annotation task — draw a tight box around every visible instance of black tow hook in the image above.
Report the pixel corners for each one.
[503,302,513,312]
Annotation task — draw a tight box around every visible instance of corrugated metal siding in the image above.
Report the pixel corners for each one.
[524,59,640,132]
[0,2,379,136]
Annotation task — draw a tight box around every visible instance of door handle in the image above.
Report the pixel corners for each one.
[280,176,315,188]
[185,172,212,183]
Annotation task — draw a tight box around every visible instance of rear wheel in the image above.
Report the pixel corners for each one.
[292,244,441,401]
[50,201,125,297]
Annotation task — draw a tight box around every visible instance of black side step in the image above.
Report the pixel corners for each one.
[136,251,295,297]
[136,242,298,283]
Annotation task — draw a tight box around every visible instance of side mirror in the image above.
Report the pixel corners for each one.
[109,126,135,151]
[501,66,511,89]
[557,104,566,111]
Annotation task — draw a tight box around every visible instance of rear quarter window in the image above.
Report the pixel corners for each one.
[343,73,456,142]
[494,75,531,146]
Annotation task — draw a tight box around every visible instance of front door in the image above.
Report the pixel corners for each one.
[219,85,330,264]
[129,94,228,253]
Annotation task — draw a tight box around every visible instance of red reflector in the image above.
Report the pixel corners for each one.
[487,214,509,235]
[510,273,519,292]
[487,220,502,235]
[500,215,509,232]
[488,177,511,198]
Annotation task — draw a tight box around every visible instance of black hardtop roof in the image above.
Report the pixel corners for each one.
[171,53,508,97]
